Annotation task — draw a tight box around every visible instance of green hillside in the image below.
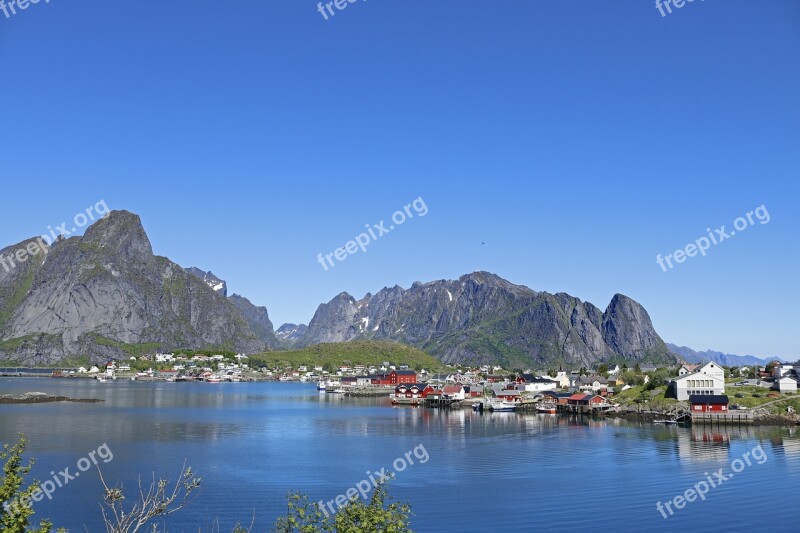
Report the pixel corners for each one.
[249,341,444,372]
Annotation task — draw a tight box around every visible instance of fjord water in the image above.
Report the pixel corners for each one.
[1,380,798,533]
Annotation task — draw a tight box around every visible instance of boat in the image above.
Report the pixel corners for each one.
[654,419,678,425]
[206,376,221,383]
[317,381,327,391]
[487,399,519,412]
[536,403,557,414]
[96,377,108,383]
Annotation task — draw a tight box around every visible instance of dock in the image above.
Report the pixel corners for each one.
[691,411,754,425]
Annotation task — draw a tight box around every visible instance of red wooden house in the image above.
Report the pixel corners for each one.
[393,384,425,400]
[689,395,729,413]
[567,393,605,406]
[493,389,522,403]
[372,370,417,386]
[422,385,442,398]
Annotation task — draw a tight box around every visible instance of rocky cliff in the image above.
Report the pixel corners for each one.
[301,272,675,368]
[0,211,276,364]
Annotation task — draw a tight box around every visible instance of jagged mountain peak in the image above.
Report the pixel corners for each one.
[82,210,153,260]
[0,211,277,364]
[186,267,227,296]
[301,272,675,367]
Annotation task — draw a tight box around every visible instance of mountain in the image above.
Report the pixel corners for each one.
[0,211,277,364]
[275,323,308,345]
[228,294,278,346]
[667,343,784,368]
[186,267,227,297]
[300,272,676,368]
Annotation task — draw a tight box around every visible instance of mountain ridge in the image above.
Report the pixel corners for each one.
[300,272,676,368]
[0,211,277,364]
[666,342,784,368]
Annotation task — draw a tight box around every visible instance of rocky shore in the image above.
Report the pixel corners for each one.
[0,392,104,404]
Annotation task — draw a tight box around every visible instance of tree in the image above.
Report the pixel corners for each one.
[97,463,202,533]
[621,370,643,387]
[644,369,671,391]
[273,480,413,533]
[0,435,57,533]
[596,364,608,376]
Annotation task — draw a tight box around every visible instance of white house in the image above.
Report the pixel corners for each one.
[773,376,798,394]
[515,375,558,393]
[668,371,725,401]
[553,371,571,389]
[773,364,795,379]
[155,353,174,363]
[606,365,621,376]
[697,362,725,380]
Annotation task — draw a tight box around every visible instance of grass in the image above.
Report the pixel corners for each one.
[727,385,799,413]
[614,385,681,410]
[249,340,445,372]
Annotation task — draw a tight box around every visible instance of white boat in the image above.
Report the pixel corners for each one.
[206,376,221,383]
[537,403,557,414]
[317,381,327,391]
[96,377,108,383]
[487,399,519,412]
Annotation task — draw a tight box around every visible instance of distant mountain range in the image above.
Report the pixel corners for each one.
[666,343,784,368]
[275,323,308,346]
[0,209,726,368]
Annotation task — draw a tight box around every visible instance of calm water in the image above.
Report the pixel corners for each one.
[1,379,799,532]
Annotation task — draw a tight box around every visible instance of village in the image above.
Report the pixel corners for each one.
[20,354,798,425]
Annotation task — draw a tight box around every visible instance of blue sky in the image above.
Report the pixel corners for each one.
[1,0,798,359]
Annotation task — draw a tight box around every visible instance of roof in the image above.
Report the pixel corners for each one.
[543,391,571,398]
[395,383,425,390]
[393,370,417,375]
[518,373,537,382]
[689,395,729,405]
[568,393,590,401]
[495,389,521,396]
[443,385,464,393]
[674,371,724,382]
